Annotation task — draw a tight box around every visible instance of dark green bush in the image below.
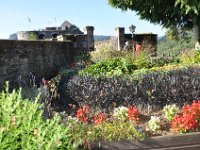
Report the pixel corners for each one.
[0,83,74,150]
[67,66,200,112]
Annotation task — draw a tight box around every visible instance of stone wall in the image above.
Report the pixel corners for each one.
[0,40,74,87]
[115,27,157,55]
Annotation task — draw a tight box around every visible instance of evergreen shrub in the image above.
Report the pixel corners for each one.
[67,66,200,112]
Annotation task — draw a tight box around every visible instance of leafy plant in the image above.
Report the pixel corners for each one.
[179,49,200,64]
[67,104,143,148]
[148,116,161,132]
[163,104,179,121]
[91,41,126,62]
[0,82,74,150]
[171,100,200,133]
[113,106,129,121]
[28,32,38,40]
[80,58,137,78]
[94,119,144,142]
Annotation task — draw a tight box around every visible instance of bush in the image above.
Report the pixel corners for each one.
[179,49,200,64]
[91,42,127,62]
[0,82,74,150]
[67,66,200,112]
[80,58,137,78]
[67,105,144,149]
[80,51,176,79]
[171,100,200,133]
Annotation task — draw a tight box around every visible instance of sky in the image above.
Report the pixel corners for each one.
[0,0,166,39]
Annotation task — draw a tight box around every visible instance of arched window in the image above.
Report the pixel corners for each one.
[38,34,46,40]
[52,33,59,39]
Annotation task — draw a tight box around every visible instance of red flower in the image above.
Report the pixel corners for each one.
[42,79,50,86]
[76,105,90,123]
[94,113,107,124]
[128,106,140,123]
[171,100,200,133]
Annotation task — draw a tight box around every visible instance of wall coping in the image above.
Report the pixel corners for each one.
[92,132,200,150]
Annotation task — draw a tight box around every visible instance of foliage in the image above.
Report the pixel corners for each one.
[94,112,107,125]
[108,0,200,42]
[67,66,200,112]
[166,27,180,41]
[73,53,91,62]
[28,32,38,40]
[163,104,179,121]
[133,52,153,68]
[60,67,77,78]
[80,58,137,78]
[113,106,129,121]
[171,100,200,133]
[157,32,195,58]
[76,105,90,123]
[148,116,161,132]
[0,82,74,150]
[67,104,144,148]
[179,49,200,64]
[94,119,144,142]
[80,51,173,78]
[91,41,127,63]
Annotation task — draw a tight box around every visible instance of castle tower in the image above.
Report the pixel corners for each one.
[84,26,94,50]
[115,27,125,51]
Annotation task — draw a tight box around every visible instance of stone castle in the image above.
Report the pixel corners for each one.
[9,20,84,40]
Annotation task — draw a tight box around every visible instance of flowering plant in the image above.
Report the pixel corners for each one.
[113,106,140,123]
[148,116,161,132]
[94,112,107,124]
[171,100,200,133]
[128,106,140,123]
[113,106,128,120]
[163,104,179,121]
[76,105,90,123]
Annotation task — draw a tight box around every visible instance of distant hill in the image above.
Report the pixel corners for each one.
[94,35,113,42]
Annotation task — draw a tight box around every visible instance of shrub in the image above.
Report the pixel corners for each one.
[94,119,144,142]
[171,100,200,133]
[163,104,179,121]
[148,116,161,132]
[179,49,200,64]
[67,66,200,112]
[67,105,144,148]
[91,42,126,62]
[80,58,137,78]
[0,82,74,150]
[81,51,176,79]
[28,32,38,40]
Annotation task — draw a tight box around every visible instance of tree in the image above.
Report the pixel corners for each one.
[108,0,200,47]
[28,32,38,40]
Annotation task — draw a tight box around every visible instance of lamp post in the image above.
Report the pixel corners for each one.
[129,24,136,55]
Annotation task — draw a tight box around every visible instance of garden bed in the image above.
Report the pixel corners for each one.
[92,132,200,150]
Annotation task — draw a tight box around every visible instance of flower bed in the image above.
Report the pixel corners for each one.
[63,100,200,149]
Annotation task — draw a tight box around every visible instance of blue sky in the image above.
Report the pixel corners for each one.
[0,0,166,39]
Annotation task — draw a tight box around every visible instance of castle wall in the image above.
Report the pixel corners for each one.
[115,27,157,55]
[0,40,75,88]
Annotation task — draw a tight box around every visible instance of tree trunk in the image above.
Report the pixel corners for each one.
[193,17,200,49]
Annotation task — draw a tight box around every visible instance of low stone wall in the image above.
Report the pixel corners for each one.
[0,40,74,87]
[92,132,200,150]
